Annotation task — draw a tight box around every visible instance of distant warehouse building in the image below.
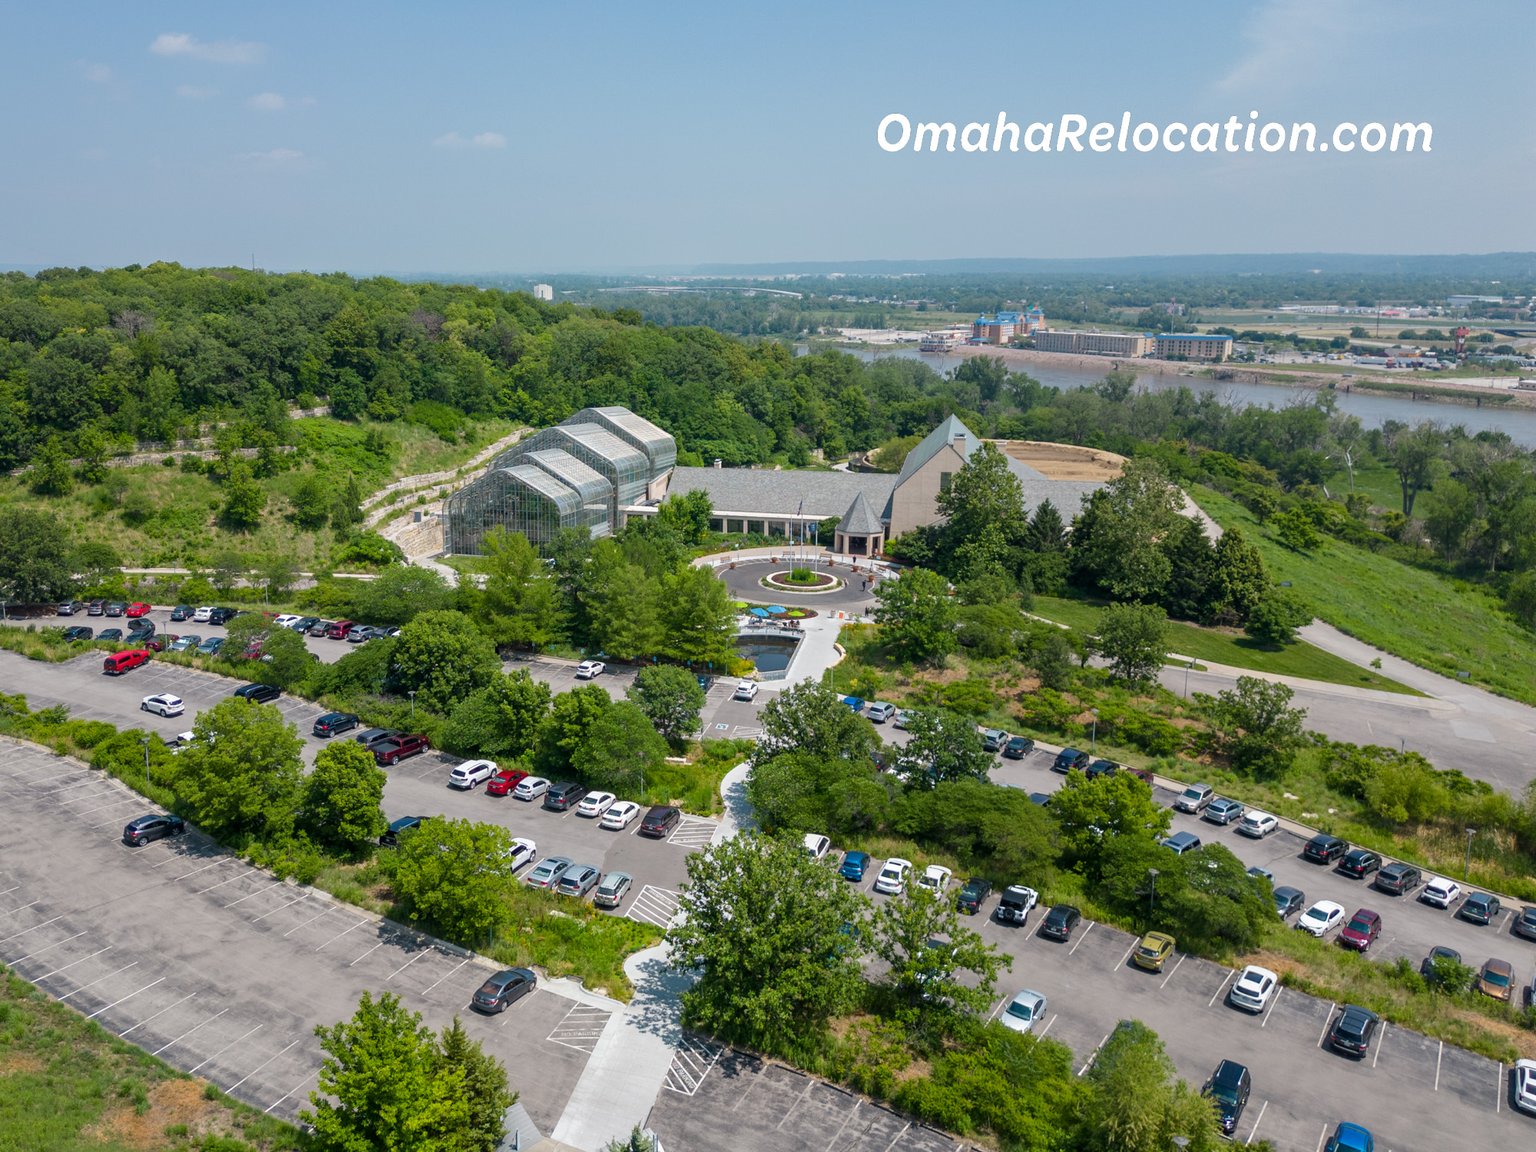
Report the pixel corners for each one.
[1154,333,1233,362]
[1033,330,1155,357]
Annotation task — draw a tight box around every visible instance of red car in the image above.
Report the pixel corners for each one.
[1338,909,1381,952]
[486,769,529,797]
[373,734,430,765]
[124,602,152,618]
[325,619,355,639]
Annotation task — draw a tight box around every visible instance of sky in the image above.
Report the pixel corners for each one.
[0,0,1531,273]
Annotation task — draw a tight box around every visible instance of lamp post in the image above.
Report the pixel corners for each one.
[1090,708,1099,756]
[408,690,417,720]
[1183,658,1194,700]
[1147,868,1159,920]
[1465,827,1475,878]
[139,735,151,793]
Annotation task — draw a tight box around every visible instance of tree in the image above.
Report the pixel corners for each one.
[654,489,712,544]
[1068,460,1183,603]
[1244,588,1312,647]
[1074,1020,1221,1152]
[1023,497,1066,553]
[601,1129,656,1152]
[331,474,365,533]
[28,435,73,496]
[1092,603,1168,684]
[363,565,454,627]
[479,527,567,650]
[441,669,551,761]
[1386,421,1443,516]
[578,541,661,661]
[290,473,332,529]
[533,684,613,777]
[255,551,300,604]
[871,883,1008,1020]
[177,698,305,839]
[1204,675,1307,778]
[210,548,250,593]
[657,564,736,667]
[873,566,956,665]
[219,461,268,531]
[667,833,868,1047]
[630,664,707,744]
[303,991,471,1152]
[70,539,121,592]
[753,680,878,766]
[1272,506,1322,552]
[437,1018,515,1152]
[936,441,1027,560]
[571,701,667,794]
[388,817,512,944]
[1422,476,1479,563]
[891,779,1056,885]
[1048,771,1170,879]
[894,708,993,788]
[1206,526,1269,624]
[0,508,74,603]
[303,741,389,857]
[1158,516,1215,622]
[391,611,502,713]
[748,750,889,836]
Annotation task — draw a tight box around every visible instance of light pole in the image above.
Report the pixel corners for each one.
[1090,709,1099,756]
[1147,868,1159,920]
[1183,658,1194,700]
[1465,827,1475,878]
[139,735,151,793]
[408,690,417,721]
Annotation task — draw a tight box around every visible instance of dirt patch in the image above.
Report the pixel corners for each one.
[84,1077,229,1149]
[0,1052,44,1076]
[992,440,1127,482]
[1444,1005,1536,1058]
[893,1056,931,1084]
[1238,950,1310,981]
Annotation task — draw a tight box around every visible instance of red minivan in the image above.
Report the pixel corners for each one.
[103,649,151,675]
[325,619,354,639]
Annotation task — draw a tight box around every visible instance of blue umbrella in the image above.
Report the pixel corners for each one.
[749,607,769,618]
[766,605,787,615]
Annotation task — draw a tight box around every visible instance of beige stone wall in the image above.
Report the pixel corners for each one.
[887,440,969,537]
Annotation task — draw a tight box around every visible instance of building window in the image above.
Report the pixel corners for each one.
[939,472,953,493]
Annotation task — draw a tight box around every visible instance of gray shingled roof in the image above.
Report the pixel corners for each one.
[668,467,896,520]
[838,490,884,535]
[897,414,976,484]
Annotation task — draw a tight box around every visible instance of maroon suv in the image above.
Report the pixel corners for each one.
[373,734,430,765]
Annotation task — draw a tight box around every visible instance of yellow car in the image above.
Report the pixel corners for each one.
[1131,931,1176,972]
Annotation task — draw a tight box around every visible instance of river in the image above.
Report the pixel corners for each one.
[818,345,1536,448]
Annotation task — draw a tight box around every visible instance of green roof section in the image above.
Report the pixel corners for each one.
[896,413,977,485]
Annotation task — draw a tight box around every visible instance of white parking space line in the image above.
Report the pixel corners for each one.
[73,795,144,816]
[1158,955,1185,989]
[986,995,1008,1022]
[1495,1063,1502,1112]
[197,868,260,894]
[0,884,19,898]
[1244,1100,1268,1144]
[92,808,147,829]
[774,1078,817,1130]
[1314,1124,1329,1152]
[225,1036,305,1093]
[86,975,166,1020]
[1037,1015,1056,1038]
[1261,987,1282,1027]
[250,892,310,922]
[0,911,62,942]
[35,945,113,982]
[1435,1039,1443,1089]
[0,898,40,918]
[386,950,429,981]
[1373,1024,1387,1067]
[348,942,386,967]
[263,1068,318,1114]
[172,859,227,882]
[58,960,138,1001]
[1078,1032,1110,1077]
[282,905,336,937]
[58,786,126,806]
[1208,969,1235,1008]
[187,1023,264,1074]
[1114,942,1135,970]
[224,881,286,908]
[627,885,681,928]
[420,957,470,996]
[120,991,198,1037]
[10,929,87,964]
[1068,922,1096,955]
[881,1122,910,1152]
[315,918,369,951]
[1317,1002,1336,1048]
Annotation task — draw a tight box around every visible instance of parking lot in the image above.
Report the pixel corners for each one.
[0,738,613,1130]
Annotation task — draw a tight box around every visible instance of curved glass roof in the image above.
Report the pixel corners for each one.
[524,449,609,507]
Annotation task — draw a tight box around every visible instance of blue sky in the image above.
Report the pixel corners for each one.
[0,0,1529,273]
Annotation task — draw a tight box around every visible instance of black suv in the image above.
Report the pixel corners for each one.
[232,683,281,703]
[63,625,93,641]
[208,607,237,625]
[1375,862,1422,896]
[1303,833,1349,864]
[639,805,681,838]
[1328,1004,1379,1058]
[1052,747,1091,773]
[956,877,991,915]
[313,711,361,738]
[354,727,401,750]
[1338,848,1381,879]
[1201,1060,1251,1139]
[1002,735,1034,760]
[123,813,186,846]
[543,781,587,812]
[1040,904,1082,941]
[380,816,428,846]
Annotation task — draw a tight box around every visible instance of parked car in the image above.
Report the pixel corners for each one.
[577,791,617,818]
[638,805,680,838]
[198,637,225,655]
[57,600,83,616]
[1514,905,1536,942]
[1203,797,1246,825]
[525,855,574,890]
[556,864,601,898]
[1419,945,1462,979]
[140,693,184,717]
[448,759,498,790]
[1421,876,1462,908]
[839,850,870,881]
[124,602,151,618]
[994,885,1038,926]
[1272,885,1306,920]
[106,601,125,617]
[873,857,912,895]
[1201,1059,1251,1139]
[63,625,93,641]
[87,599,106,616]
[97,628,124,641]
[600,800,642,830]
[103,649,150,675]
[486,769,529,797]
[1459,891,1501,925]
[1002,735,1034,760]
[291,616,322,632]
[1478,958,1515,1001]
[1161,831,1202,855]
[312,711,360,738]
[593,871,633,909]
[732,680,759,701]
[859,701,893,723]
[999,989,1048,1034]
[324,619,354,639]
[354,727,401,751]
[956,877,991,914]
[1374,862,1422,896]
[1229,965,1278,1012]
[1303,833,1349,864]
[1339,909,1382,952]
[208,607,237,626]
[1338,848,1381,879]
[471,968,535,1014]
[1297,900,1346,937]
[513,776,551,801]
[380,816,427,846]
[127,617,155,637]
[307,620,333,637]
[1085,758,1119,780]
[373,734,430,765]
[1328,1004,1380,1058]
[1324,1122,1375,1152]
[169,634,200,652]
[503,838,537,872]
[1040,904,1082,941]
[169,605,194,622]
[1052,747,1091,773]
[1514,1059,1536,1116]
[1247,865,1274,883]
[798,833,831,861]
[978,727,1009,753]
[1173,782,1214,813]
[543,781,587,812]
[231,683,281,703]
[892,709,912,730]
[122,813,186,846]
[1238,810,1279,838]
[575,659,605,679]
[192,606,215,623]
[841,695,866,712]
[916,864,952,894]
[1131,931,1176,972]
[346,624,379,643]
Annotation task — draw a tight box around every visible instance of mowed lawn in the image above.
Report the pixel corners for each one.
[1191,485,1536,705]
[1031,595,1420,695]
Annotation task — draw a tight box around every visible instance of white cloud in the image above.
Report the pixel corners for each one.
[176,84,219,100]
[239,147,303,165]
[246,92,315,112]
[1213,0,1381,96]
[433,130,507,150]
[82,62,112,84]
[150,32,264,65]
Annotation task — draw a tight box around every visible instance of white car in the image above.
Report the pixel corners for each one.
[504,837,537,872]
[873,857,912,895]
[448,759,497,790]
[1515,1059,1536,1116]
[140,694,185,718]
[273,614,302,628]
[917,864,953,894]
[802,833,831,860]
[575,660,605,679]
[576,791,617,818]
[600,800,641,830]
[1296,900,1346,937]
[732,680,759,701]
[193,606,215,623]
[512,776,550,801]
[1228,965,1279,1012]
[1421,876,1461,909]
[999,989,1048,1034]
[892,710,912,730]
[165,731,197,754]
[1237,810,1278,838]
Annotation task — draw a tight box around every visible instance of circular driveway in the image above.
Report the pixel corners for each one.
[711,556,878,614]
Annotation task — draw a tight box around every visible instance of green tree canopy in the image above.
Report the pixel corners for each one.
[479,527,568,650]
[303,740,389,858]
[873,566,956,665]
[177,698,305,840]
[387,817,513,945]
[1048,771,1170,880]
[871,883,1009,1021]
[629,664,707,744]
[571,701,667,794]
[1092,603,1169,684]
[437,1018,515,1152]
[753,680,878,766]
[1068,459,1183,603]
[533,684,613,777]
[363,565,455,627]
[1203,675,1308,778]
[0,507,75,603]
[893,708,993,789]
[1073,1019,1221,1152]
[391,610,502,714]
